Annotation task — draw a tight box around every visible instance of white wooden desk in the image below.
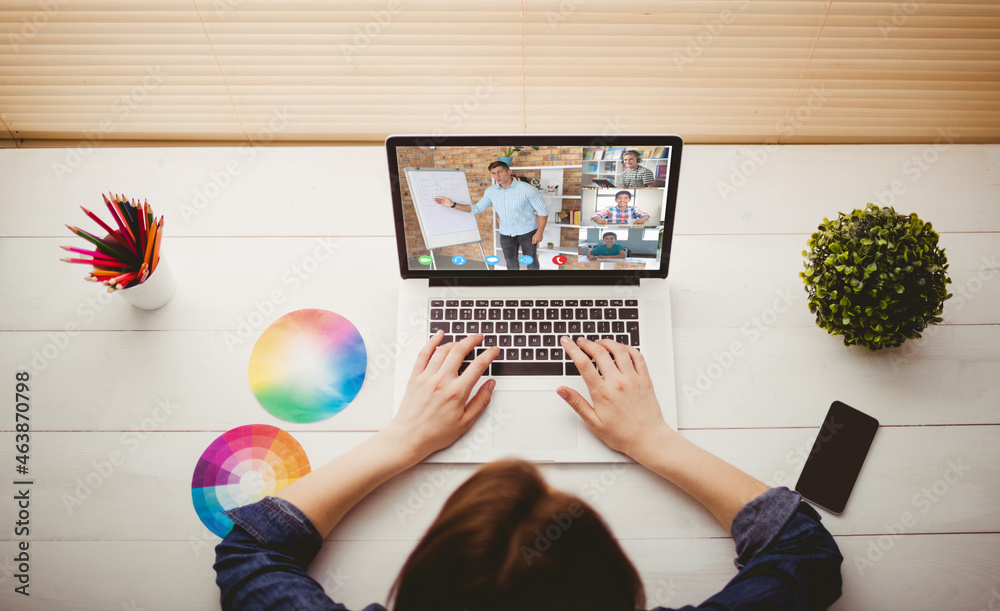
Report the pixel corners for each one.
[0,144,998,610]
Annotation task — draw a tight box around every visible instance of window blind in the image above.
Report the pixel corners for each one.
[1,0,997,145]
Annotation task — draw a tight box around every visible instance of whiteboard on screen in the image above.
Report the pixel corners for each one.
[403,167,483,250]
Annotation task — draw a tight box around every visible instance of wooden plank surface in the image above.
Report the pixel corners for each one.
[0,144,997,611]
[2,232,995,331]
[0,426,995,543]
[0,146,397,238]
[0,323,995,431]
[0,535,997,611]
[1,145,997,238]
[0,426,1000,540]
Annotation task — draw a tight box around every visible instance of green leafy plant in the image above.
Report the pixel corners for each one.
[801,203,951,351]
[500,146,539,158]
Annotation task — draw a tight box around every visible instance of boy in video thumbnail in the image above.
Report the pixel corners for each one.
[587,232,627,260]
[618,150,656,188]
[592,191,650,226]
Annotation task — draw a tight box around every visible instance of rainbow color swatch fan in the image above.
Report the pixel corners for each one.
[191,424,311,538]
[249,309,367,423]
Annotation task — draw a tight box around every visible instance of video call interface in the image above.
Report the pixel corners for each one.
[396,144,674,272]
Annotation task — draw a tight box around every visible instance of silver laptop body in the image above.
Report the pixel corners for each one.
[387,135,682,463]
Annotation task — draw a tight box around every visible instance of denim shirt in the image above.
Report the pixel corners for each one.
[214,487,842,610]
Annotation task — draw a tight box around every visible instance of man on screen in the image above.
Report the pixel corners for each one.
[434,161,548,271]
[592,191,651,226]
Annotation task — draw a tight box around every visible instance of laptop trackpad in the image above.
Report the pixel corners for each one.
[491,391,578,450]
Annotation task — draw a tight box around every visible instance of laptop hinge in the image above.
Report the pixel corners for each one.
[428,275,642,287]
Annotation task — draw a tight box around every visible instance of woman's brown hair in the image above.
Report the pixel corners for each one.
[389,459,645,611]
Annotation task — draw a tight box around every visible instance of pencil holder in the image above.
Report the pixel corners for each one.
[116,258,176,310]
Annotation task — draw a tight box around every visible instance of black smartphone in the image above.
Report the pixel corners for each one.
[794,401,879,514]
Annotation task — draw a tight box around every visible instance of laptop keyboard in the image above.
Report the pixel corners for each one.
[428,299,640,376]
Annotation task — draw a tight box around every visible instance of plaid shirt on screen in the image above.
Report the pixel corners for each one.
[593,204,647,224]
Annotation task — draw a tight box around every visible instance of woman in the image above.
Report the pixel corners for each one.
[214,332,843,610]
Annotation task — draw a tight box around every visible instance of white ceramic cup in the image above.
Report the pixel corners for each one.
[116,259,176,310]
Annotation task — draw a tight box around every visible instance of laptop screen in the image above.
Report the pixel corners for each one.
[386,135,681,282]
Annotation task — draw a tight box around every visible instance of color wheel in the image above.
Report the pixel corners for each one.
[249,309,367,423]
[191,424,311,538]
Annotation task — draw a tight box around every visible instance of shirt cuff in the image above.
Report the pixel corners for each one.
[223,496,324,567]
[730,486,804,569]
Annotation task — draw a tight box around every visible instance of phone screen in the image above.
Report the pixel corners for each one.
[794,401,879,514]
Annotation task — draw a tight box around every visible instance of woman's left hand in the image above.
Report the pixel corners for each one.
[382,331,499,462]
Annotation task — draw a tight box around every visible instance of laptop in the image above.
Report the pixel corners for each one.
[387,135,681,463]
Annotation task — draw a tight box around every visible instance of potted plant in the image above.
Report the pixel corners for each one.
[546,241,554,250]
[801,203,951,351]
[497,146,539,166]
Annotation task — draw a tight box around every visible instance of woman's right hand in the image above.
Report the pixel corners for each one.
[556,336,676,459]
[559,341,771,533]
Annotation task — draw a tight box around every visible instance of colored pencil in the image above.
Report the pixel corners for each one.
[142,213,158,268]
[150,216,163,272]
[123,197,141,257]
[124,195,138,230]
[113,194,127,224]
[65,225,135,262]
[139,201,149,257]
[68,249,121,264]
[104,231,129,250]
[91,257,127,267]
[121,194,135,225]
[105,270,137,286]
[119,195,138,255]
[61,257,131,268]
[129,199,140,256]
[61,245,105,257]
[66,194,166,291]
[103,194,130,245]
[134,199,148,259]
[105,195,137,253]
[80,206,124,243]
